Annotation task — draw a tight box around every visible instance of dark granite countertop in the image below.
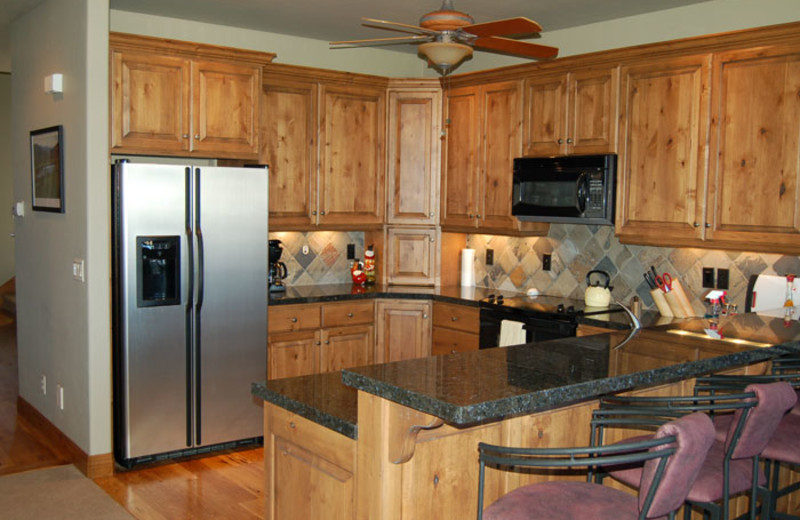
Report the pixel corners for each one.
[253,310,800,439]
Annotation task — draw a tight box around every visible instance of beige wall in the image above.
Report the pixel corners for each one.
[0,73,12,284]
[11,0,110,455]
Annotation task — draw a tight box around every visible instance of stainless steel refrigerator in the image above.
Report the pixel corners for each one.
[112,160,268,467]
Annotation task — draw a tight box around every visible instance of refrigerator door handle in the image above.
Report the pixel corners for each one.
[194,167,204,445]
[184,166,195,448]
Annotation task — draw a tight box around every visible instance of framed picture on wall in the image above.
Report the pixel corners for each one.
[30,125,65,213]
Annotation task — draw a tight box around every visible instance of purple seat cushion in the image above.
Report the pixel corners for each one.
[483,481,642,520]
[723,383,797,458]
[761,413,800,465]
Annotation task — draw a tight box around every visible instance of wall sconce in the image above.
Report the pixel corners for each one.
[44,74,63,94]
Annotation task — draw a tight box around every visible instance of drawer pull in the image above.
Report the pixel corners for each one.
[289,422,296,429]
[291,317,298,323]
[451,316,458,321]
[347,312,354,318]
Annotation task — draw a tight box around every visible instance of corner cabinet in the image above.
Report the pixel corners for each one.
[261,65,386,230]
[523,66,619,156]
[109,33,272,159]
[441,81,548,236]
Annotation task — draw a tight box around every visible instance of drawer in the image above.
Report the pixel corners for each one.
[432,327,479,356]
[432,301,479,334]
[322,301,374,328]
[269,303,321,333]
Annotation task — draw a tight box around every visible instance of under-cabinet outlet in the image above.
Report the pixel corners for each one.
[40,374,46,395]
[717,268,730,290]
[346,243,355,260]
[485,249,494,266]
[702,267,715,288]
[57,384,64,411]
[302,245,309,255]
[542,254,552,271]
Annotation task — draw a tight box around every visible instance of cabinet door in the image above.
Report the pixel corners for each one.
[375,301,431,363]
[319,325,374,373]
[568,67,619,155]
[616,54,711,246]
[441,86,480,229]
[268,330,319,380]
[523,73,567,156]
[479,81,523,232]
[706,45,800,254]
[319,84,385,227]
[261,78,318,228]
[387,89,441,225]
[192,59,260,158]
[110,51,190,154]
[386,227,437,286]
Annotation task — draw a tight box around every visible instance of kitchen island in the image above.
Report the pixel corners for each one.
[252,310,800,520]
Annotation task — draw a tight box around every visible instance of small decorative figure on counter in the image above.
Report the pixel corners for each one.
[351,259,366,285]
[364,245,376,285]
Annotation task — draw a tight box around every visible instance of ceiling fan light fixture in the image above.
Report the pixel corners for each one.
[418,41,472,71]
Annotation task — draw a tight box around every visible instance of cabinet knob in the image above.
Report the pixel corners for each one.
[468,213,474,218]
[320,210,326,216]
[315,341,321,346]
[558,138,564,144]
[325,340,330,345]
[450,349,457,354]
[429,212,434,217]
[423,314,428,319]
[312,210,317,216]
[451,316,458,321]
[194,135,200,140]
[430,237,435,243]
[291,317,298,323]
[347,312,354,318]
[566,138,573,144]
[693,222,700,227]
[705,222,711,228]
[476,214,482,219]
[182,134,189,139]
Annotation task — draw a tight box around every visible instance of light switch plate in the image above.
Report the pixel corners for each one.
[72,259,85,282]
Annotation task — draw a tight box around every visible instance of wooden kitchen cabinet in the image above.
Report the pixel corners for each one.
[386,227,437,286]
[431,301,479,356]
[615,53,712,245]
[523,66,619,156]
[375,300,432,363]
[704,43,800,254]
[441,81,548,235]
[268,301,374,379]
[110,33,270,159]
[261,65,386,230]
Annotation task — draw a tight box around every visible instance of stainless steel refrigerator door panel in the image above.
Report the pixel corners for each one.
[119,163,192,458]
[195,166,268,446]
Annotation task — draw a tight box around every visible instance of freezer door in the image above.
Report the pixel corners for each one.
[116,163,192,459]
[195,166,268,446]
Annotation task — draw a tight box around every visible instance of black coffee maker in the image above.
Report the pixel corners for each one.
[268,239,288,292]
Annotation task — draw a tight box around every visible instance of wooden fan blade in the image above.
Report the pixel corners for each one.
[330,35,432,46]
[473,36,558,59]
[462,17,543,38]
[362,17,439,35]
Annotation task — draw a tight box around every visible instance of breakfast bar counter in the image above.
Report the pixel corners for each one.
[252,312,800,520]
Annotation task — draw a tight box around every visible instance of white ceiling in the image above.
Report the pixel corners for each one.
[3,0,714,47]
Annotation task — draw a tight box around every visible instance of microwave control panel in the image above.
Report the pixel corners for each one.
[585,171,606,217]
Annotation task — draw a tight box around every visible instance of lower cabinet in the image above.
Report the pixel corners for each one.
[374,300,432,363]
[268,301,374,379]
[431,301,479,355]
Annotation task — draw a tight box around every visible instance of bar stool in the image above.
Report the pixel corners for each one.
[593,382,796,520]
[477,412,715,520]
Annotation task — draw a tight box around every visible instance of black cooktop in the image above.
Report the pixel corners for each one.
[478,293,622,320]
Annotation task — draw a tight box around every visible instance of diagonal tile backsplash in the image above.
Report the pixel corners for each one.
[271,227,800,314]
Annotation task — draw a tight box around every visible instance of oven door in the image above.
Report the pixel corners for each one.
[479,305,578,349]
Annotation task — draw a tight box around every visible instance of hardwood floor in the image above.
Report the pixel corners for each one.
[0,312,266,519]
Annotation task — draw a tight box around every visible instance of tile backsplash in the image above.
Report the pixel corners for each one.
[271,227,800,314]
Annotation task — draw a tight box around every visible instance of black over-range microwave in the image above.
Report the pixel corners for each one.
[511,154,616,225]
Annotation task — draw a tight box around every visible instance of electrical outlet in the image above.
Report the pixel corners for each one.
[40,374,46,395]
[346,243,355,260]
[485,249,494,266]
[717,268,730,290]
[702,267,715,288]
[542,254,552,271]
[57,384,64,411]
[302,245,309,255]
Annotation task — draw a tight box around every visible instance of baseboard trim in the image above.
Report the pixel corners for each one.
[17,397,115,478]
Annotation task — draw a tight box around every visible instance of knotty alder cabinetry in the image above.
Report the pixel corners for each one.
[374,300,432,363]
[431,301,479,355]
[109,33,271,159]
[261,65,386,230]
[616,40,800,254]
[268,301,374,380]
[523,66,619,156]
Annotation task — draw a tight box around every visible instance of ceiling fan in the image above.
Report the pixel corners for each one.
[330,0,558,75]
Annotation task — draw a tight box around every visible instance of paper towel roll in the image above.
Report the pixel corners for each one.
[461,248,475,287]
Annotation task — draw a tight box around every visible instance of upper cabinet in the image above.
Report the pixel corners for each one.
[705,44,800,253]
[261,65,386,230]
[615,54,712,245]
[441,81,548,235]
[109,33,273,159]
[523,66,619,156]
